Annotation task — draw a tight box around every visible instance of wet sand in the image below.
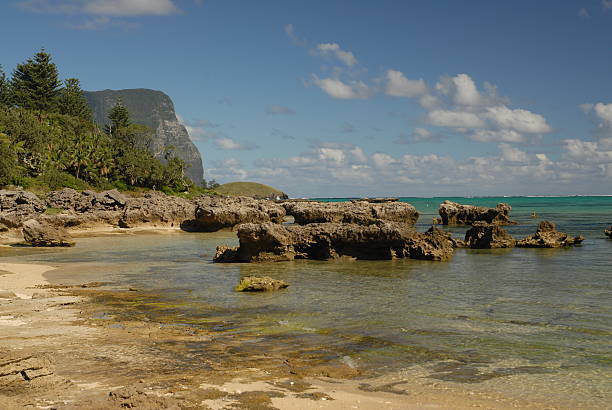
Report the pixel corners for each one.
[0,260,591,409]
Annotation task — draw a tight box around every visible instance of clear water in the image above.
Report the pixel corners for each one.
[1,196,611,406]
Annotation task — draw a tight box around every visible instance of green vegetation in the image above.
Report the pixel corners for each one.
[215,181,287,198]
[0,50,208,195]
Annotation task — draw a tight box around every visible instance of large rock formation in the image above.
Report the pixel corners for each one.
[437,201,516,225]
[214,222,454,263]
[119,191,196,229]
[283,200,419,226]
[22,219,75,247]
[84,89,204,185]
[0,190,45,227]
[516,221,584,248]
[193,196,286,232]
[464,222,516,249]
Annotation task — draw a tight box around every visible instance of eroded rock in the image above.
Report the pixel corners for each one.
[437,201,516,226]
[516,221,584,248]
[235,276,289,292]
[215,222,454,263]
[22,219,75,247]
[604,227,611,238]
[119,191,196,229]
[0,190,45,228]
[282,200,419,226]
[464,222,516,249]
[193,196,286,232]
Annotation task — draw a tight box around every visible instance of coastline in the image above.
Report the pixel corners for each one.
[0,257,604,409]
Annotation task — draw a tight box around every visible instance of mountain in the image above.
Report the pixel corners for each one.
[84,89,204,185]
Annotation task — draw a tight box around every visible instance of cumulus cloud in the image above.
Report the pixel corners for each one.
[469,129,525,143]
[214,137,259,151]
[384,69,427,97]
[265,105,295,115]
[427,110,486,129]
[485,106,551,134]
[16,0,181,15]
[315,43,358,66]
[499,143,529,163]
[312,76,369,99]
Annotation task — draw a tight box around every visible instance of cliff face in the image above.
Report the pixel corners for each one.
[84,89,204,185]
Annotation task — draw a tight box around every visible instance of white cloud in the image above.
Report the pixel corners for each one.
[485,106,552,134]
[384,69,427,97]
[284,23,307,46]
[499,143,529,163]
[318,147,345,165]
[428,109,486,129]
[594,102,612,125]
[214,137,259,151]
[350,146,367,163]
[312,76,369,99]
[469,129,525,143]
[16,0,181,16]
[563,139,612,163]
[451,73,481,106]
[372,152,396,169]
[265,105,295,115]
[315,43,358,66]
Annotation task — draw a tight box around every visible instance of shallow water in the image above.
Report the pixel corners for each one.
[1,196,611,406]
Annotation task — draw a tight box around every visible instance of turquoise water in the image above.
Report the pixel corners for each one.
[1,196,611,406]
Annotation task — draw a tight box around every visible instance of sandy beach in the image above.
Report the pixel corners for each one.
[0,255,591,409]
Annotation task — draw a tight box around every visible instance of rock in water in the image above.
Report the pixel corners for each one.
[604,226,611,238]
[464,222,516,248]
[22,219,75,247]
[437,201,516,225]
[516,221,584,248]
[214,222,455,263]
[84,89,204,185]
[193,196,286,232]
[282,200,419,225]
[235,276,289,292]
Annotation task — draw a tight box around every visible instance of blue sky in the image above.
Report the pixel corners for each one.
[2,0,612,197]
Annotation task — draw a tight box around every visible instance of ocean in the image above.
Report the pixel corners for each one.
[2,196,611,407]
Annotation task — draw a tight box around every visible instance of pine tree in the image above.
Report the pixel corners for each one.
[0,65,11,107]
[105,99,131,137]
[58,78,92,121]
[11,49,62,112]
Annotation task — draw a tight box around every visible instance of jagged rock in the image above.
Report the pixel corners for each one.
[193,196,286,232]
[464,222,516,248]
[0,190,45,228]
[283,201,419,226]
[214,222,454,263]
[45,188,126,212]
[516,221,584,248]
[85,88,204,185]
[605,227,612,238]
[437,201,516,225]
[0,222,8,232]
[235,276,289,292]
[119,191,196,229]
[22,219,75,247]
[0,352,67,395]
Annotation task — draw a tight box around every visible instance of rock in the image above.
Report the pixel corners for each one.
[215,222,454,263]
[235,276,289,292]
[45,188,126,212]
[0,190,45,228]
[22,219,75,247]
[0,352,66,394]
[516,221,584,248]
[283,201,419,226]
[605,227,612,238]
[0,222,8,232]
[464,222,516,248]
[437,201,516,225]
[193,196,286,232]
[0,290,17,299]
[119,191,196,229]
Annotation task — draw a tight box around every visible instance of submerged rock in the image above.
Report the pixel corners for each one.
[605,227,612,238]
[193,196,286,232]
[282,200,419,226]
[235,276,289,292]
[464,222,516,248]
[437,201,516,226]
[22,219,75,247]
[214,222,454,263]
[516,221,584,248]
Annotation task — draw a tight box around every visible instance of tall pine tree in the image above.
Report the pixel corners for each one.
[0,65,11,107]
[11,49,62,112]
[58,78,92,121]
[105,99,131,137]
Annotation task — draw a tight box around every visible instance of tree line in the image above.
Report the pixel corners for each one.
[0,50,197,194]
